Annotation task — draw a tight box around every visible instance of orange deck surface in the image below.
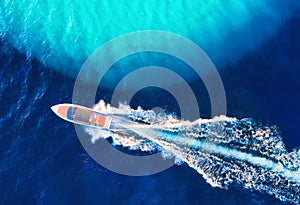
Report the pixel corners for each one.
[58,106,68,118]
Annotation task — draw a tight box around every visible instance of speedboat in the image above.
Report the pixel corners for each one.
[51,103,112,129]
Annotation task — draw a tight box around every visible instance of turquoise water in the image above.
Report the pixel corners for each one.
[0,0,299,79]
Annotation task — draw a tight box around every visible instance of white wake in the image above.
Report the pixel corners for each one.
[85,100,300,204]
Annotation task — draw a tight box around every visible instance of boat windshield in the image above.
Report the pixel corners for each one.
[72,108,92,124]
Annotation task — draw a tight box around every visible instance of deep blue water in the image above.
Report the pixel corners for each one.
[0,9,300,205]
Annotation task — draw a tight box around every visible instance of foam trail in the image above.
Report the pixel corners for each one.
[86,101,300,204]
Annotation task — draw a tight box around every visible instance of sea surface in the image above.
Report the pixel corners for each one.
[0,1,300,205]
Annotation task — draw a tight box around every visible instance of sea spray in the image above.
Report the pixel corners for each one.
[86,100,300,204]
